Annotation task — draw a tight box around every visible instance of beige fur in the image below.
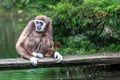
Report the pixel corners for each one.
[16,15,54,59]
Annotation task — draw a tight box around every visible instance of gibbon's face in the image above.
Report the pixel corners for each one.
[34,20,46,32]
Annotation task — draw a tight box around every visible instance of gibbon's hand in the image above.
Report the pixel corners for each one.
[54,52,63,62]
[32,52,43,58]
[30,57,39,66]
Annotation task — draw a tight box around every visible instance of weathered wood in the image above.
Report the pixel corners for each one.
[1,53,120,70]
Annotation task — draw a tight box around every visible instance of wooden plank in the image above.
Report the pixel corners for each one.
[0,53,120,70]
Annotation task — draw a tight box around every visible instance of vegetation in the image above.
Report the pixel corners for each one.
[0,0,120,58]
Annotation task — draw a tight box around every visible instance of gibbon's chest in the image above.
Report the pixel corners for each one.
[24,31,41,50]
[24,31,51,52]
[28,31,42,43]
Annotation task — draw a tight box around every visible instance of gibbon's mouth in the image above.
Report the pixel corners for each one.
[34,20,46,32]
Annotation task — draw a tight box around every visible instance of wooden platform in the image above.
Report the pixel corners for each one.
[1,53,120,70]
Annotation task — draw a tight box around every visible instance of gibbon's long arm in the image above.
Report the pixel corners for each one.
[47,23,63,62]
[48,22,54,49]
[16,20,34,59]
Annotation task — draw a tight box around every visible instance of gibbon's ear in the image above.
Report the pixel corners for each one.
[46,17,52,25]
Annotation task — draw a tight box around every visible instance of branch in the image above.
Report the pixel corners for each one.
[0,53,120,70]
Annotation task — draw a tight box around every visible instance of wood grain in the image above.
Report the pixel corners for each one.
[0,53,120,70]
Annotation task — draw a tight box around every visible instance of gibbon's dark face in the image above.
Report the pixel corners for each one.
[35,20,46,32]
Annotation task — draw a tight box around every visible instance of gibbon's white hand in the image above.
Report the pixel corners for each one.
[30,57,39,66]
[54,52,63,62]
[32,52,43,58]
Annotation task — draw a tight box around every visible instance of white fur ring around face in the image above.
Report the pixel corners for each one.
[30,57,39,66]
[34,20,46,32]
[54,52,63,62]
[32,52,43,58]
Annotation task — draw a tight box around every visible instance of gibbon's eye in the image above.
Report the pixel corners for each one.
[39,22,43,26]
[35,20,46,32]
[36,21,43,26]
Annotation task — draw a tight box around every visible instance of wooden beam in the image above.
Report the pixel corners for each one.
[1,53,120,70]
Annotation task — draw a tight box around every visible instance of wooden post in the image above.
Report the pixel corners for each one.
[0,53,120,70]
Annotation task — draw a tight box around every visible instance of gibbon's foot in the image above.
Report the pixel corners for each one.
[32,52,43,58]
[30,57,39,66]
[54,52,63,62]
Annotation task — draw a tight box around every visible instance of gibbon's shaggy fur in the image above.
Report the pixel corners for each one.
[16,15,63,66]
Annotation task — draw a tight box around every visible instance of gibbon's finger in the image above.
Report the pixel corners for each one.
[37,53,43,58]
[32,52,38,57]
[54,52,63,62]
[54,52,59,60]
[57,55,63,62]
[30,57,39,66]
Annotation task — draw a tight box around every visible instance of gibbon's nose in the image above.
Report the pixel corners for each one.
[37,25,42,30]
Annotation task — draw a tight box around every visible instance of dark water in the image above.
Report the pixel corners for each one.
[0,66,120,80]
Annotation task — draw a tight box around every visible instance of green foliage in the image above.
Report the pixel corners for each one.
[14,0,120,55]
[1,0,120,56]
[60,34,97,55]
[0,0,14,10]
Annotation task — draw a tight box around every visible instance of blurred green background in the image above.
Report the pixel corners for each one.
[0,0,120,58]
